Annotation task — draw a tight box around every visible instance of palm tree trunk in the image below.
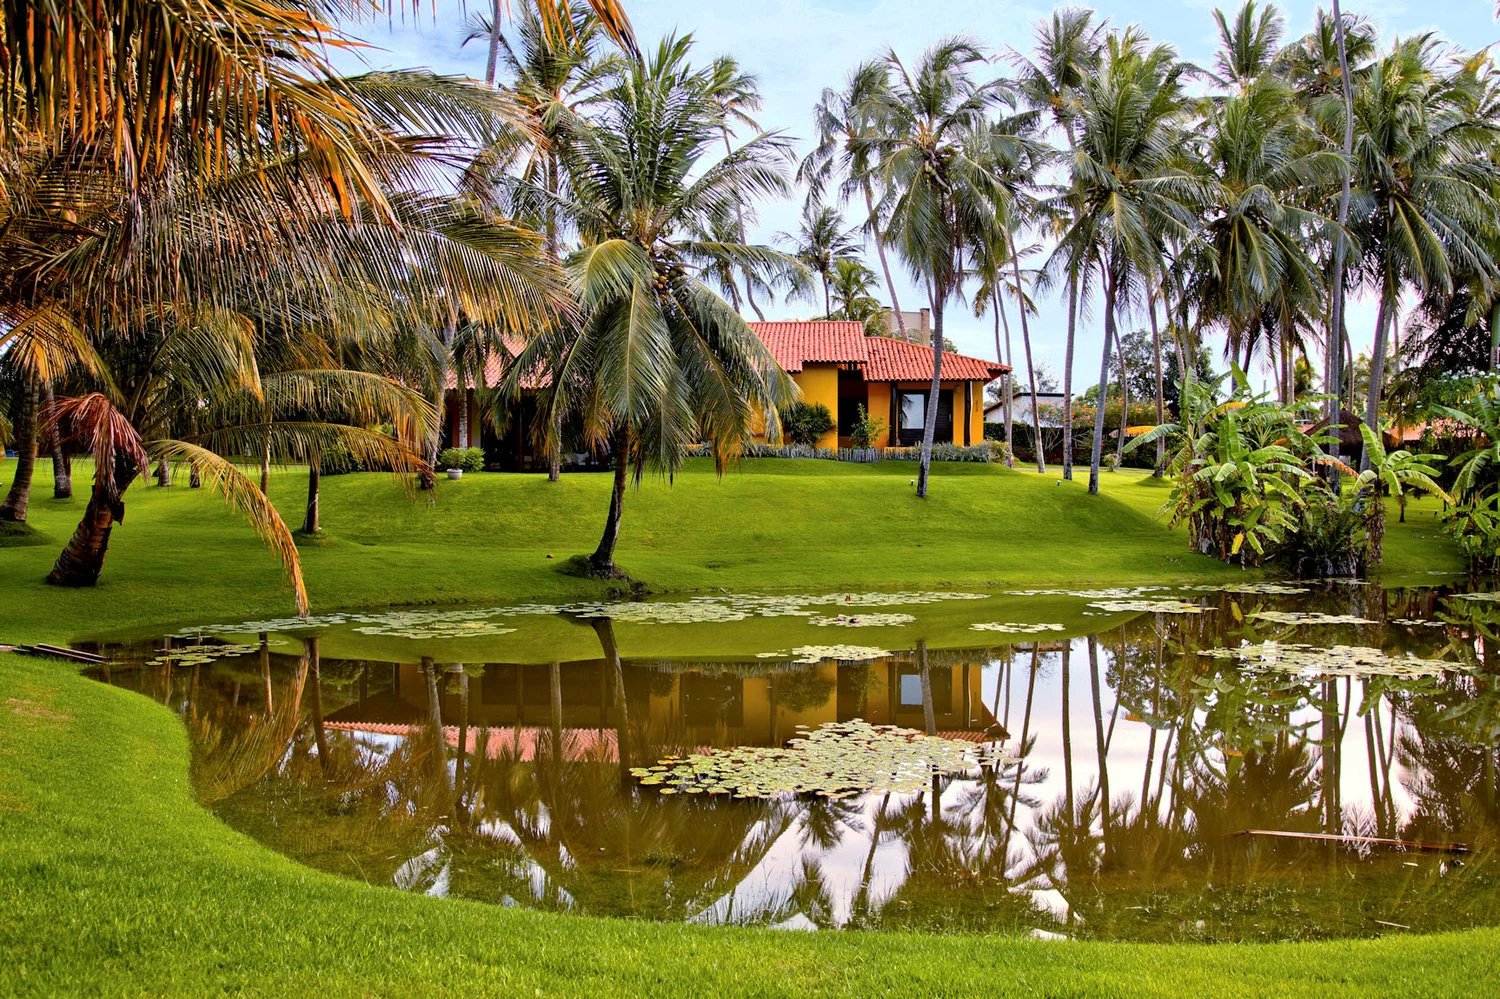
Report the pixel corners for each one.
[259,435,271,494]
[302,453,320,534]
[1113,332,1130,467]
[915,294,945,499]
[46,470,132,588]
[1087,635,1111,865]
[1012,240,1047,474]
[1362,285,1393,472]
[822,274,832,320]
[864,180,906,338]
[1147,284,1167,477]
[590,428,630,574]
[1062,274,1080,480]
[307,638,329,777]
[484,0,502,85]
[1088,266,1118,496]
[40,382,70,499]
[154,459,171,488]
[1325,0,1356,482]
[0,381,38,521]
[993,287,1015,467]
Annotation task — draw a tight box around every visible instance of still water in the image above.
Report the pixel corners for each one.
[89,580,1500,941]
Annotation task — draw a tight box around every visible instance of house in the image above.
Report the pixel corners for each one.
[323,649,1004,763]
[439,320,1007,466]
[750,321,1007,450]
[985,390,1068,429]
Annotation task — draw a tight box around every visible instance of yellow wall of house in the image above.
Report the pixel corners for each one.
[864,382,892,448]
[790,365,841,450]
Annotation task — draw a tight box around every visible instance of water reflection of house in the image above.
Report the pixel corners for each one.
[323,654,1003,761]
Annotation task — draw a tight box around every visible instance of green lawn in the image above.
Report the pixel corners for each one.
[0,457,1488,997]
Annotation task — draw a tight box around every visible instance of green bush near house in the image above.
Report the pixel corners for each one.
[780,401,836,446]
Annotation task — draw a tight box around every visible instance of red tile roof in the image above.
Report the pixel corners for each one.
[862,334,1008,382]
[748,320,1007,383]
[748,321,868,373]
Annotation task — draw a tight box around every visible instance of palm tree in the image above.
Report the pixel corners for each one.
[801,61,910,337]
[5,72,567,609]
[1346,37,1499,464]
[868,39,1009,497]
[1057,31,1198,495]
[782,201,863,319]
[1184,72,1342,399]
[826,259,886,332]
[1014,9,1107,480]
[504,37,798,576]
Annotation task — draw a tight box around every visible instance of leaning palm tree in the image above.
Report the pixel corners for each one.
[1055,31,1199,495]
[7,74,567,611]
[1013,9,1107,480]
[504,36,799,576]
[867,38,1010,498]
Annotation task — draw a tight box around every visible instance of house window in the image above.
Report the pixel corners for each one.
[896,390,954,445]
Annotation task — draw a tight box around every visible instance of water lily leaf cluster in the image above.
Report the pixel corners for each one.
[755,645,890,664]
[1089,599,1212,614]
[969,622,1066,634]
[143,643,266,668]
[1201,642,1462,677]
[1248,611,1378,626]
[629,720,1015,799]
[806,613,916,628]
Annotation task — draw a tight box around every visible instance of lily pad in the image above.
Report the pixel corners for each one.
[755,645,890,665]
[807,613,916,628]
[1088,599,1211,615]
[633,720,1015,799]
[1201,642,1461,677]
[969,622,1066,634]
[1248,611,1378,626]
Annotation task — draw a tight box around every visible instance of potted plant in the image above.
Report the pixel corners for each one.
[438,446,485,479]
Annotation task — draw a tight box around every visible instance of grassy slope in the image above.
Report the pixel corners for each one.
[0,458,1486,997]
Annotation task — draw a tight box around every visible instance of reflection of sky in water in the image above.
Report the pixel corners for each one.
[90,581,1500,940]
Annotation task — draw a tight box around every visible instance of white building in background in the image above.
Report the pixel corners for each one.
[985,390,1068,429]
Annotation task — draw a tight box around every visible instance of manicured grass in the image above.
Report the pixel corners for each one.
[0,457,1486,997]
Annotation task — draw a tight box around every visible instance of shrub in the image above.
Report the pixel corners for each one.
[847,405,887,449]
[1280,493,1368,579]
[780,402,835,447]
[437,446,485,472]
[883,443,996,463]
[318,440,361,476]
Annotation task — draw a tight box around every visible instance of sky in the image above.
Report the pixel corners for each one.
[331,0,1500,392]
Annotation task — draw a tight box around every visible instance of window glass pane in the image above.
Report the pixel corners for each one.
[900,392,926,430]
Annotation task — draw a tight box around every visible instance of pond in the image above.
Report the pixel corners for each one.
[86,579,1500,942]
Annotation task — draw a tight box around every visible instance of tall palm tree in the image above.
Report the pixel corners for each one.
[781,202,863,318]
[504,36,798,576]
[1346,37,1499,464]
[801,62,910,337]
[869,39,1009,497]
[1184,73,1342,399]
[1055,31,1198,495]
[1014,9,1107,480]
